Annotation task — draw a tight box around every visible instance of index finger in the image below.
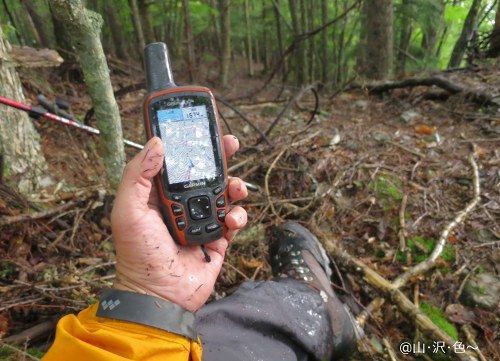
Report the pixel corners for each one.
[223,135,239,159]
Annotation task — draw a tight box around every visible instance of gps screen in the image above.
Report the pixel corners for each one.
[157,105,217,184]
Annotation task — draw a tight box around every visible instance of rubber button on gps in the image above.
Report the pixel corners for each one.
[188,226,202,235]
[213,186,222,195]
[171,204,183,216]
[176,217,186,230]
[206,223,221,233]
[188,196,212,220]
[216,196,225,207]
[171,194,182,201]
[217,209,226,222]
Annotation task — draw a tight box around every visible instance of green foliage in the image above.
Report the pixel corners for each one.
[0,346,44,360]
[420,302,458,340]
[0,262,17,280]
[396,236,456,265]
[369,174,403,209]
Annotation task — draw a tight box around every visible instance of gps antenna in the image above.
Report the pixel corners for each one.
[144,42,176,92]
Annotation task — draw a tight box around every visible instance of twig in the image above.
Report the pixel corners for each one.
[461,324,488,361]
[215,96,273,146]
[0,341,40,361]
[265,149,287,221]
[0,201,77,227]
[223,261,249,280]
[455,266,479,301]
[398,194,408,252]
[382,338,399,361]
[392,155,481,289]
[257,85,317,144]
[0,297,44,312]
[356,297,385,327]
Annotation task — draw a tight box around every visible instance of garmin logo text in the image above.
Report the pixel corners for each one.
[184,180,206,189]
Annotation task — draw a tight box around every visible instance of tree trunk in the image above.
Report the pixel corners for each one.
[448,0,482,68]
[320,0,328,84]
[49,0,125,190]
[181,0,196,82]
[261,0,270,73]
[129,0,146,59]
[49,2,75,62]
[219,0,231,87]
[208,0,221,54]
[488,0,500,57]
[360,0,393,80]
[2,0,24,45]
[0,25,50,195]
[105,1,128,60]
[299,0,309,83]
[288,0,305,85]
[272,0,285,79]
[395,0,412,75]
[138,0,155,44]
[422,0,445,64]
[244,0,254,76]
[21,0,54,48]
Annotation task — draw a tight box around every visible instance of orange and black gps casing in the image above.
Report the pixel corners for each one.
[142,43,228,246]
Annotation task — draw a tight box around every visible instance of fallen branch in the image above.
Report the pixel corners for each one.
[353,75,498,106]
[323,242,478,361]
[392,155,480,289]
[3,318,57,345]
[215,96,273,146]
[0,201,77,227]
[257,85,318,145]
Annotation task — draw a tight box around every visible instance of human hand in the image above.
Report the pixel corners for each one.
[111,136,248,312]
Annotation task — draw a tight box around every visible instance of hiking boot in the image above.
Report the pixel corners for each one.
[269,221,363,360]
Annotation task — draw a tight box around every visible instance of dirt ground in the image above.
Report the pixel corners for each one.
[0,60,499,360]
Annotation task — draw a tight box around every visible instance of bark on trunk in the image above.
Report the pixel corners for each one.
[138,0,155,44]
[421,0,445,64]
[181,0,196,82]
[273,0,285,79]
[129,0,146,59]
[395,0,412,75]
[488,0,500,57]
[105,1,128,60]
[320,0,328,84]
[22,0,54,48]
[244,0,254,76]
[49,0,125,190]
[361,0,393,80]
[0,25,50,195]
[219,0,231,87]
[289,0,305,85]
[448,0,482,68]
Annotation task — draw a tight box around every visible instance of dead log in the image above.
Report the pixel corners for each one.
[8,46,63,68]
[3,318,57,345]
[353,75,499,106]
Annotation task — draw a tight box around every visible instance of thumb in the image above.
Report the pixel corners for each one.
[116,137,165,209]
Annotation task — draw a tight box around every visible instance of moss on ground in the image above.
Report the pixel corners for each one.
[420,302,458,340]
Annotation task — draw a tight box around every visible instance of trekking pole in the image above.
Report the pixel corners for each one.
[0,95,144,150]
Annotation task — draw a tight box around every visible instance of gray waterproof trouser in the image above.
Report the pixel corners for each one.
[196,278,333,361]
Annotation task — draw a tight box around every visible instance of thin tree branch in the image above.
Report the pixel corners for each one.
[392,155,481,289]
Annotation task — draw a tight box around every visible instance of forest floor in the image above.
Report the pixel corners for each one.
[0,60,499,360]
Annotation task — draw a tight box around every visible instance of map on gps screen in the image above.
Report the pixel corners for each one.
[157,105,217,184]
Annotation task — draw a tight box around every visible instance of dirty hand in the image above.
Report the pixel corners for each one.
[111,136,248,312]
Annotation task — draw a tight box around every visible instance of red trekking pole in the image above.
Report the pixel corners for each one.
[0,95,143,150]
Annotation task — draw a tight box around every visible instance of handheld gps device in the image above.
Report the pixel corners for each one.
[142,42,227,247]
